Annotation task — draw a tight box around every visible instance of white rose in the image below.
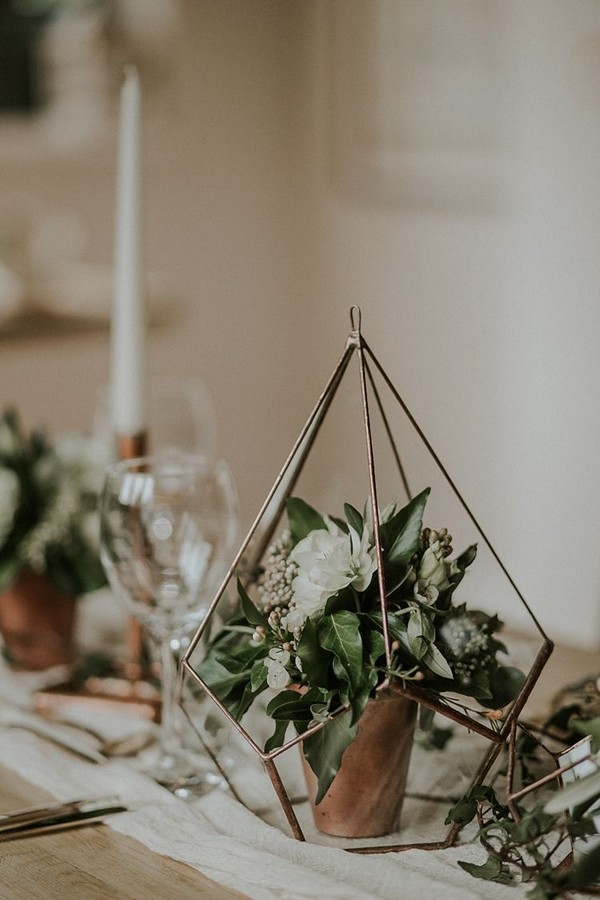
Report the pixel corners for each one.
[289,519,377,617]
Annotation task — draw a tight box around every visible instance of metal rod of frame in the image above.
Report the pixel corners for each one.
[362,338,550,640]
[178,307,555,855]
[181,338,357,664]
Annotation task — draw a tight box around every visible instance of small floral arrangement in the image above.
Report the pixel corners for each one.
[200,488,525,802]
[0,408,107,597]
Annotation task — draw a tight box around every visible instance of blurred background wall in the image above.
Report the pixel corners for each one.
[1,0,599,648]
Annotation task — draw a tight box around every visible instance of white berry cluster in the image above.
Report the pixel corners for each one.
[256,529,298,613]
[439,613,493,684]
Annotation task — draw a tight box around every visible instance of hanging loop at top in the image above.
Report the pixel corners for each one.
[350,305,362,335]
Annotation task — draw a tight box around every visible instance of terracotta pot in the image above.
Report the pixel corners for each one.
[301,690,418,838]
[0,570,77,671]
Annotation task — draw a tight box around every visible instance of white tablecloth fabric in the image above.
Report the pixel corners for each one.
[0,670,532,900]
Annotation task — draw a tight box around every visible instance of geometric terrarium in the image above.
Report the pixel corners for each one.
[180,306,554,853]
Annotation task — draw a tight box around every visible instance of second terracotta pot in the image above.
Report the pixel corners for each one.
[0,570,77,671]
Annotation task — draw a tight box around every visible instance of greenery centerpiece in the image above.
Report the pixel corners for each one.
[0,408,107,669]
[0,408,106,596]
[199,487,526,829]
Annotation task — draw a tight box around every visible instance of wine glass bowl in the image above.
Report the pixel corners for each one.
[100,453,238,795]
[93,376,218,460]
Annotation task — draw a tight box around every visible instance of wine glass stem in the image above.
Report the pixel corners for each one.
[159,637,180,758]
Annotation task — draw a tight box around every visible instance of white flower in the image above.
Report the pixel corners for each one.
[417,541,450,590]
[280,606,308,631]
[0,468,19,545]
[289,519,377,618]
[413,580,439,606]
[264,647,291,689]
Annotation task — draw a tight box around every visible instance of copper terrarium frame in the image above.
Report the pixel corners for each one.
[179,306,554,853]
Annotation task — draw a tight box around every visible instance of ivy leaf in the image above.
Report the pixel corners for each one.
[237,578,268,627]
[302,710,358,804]
[445,795,478,826]
[286,497,326,545]
[458,857,512,883]
[318,611,363,702]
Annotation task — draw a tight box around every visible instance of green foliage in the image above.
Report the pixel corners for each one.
[0,407,107,597]
[285,497,326,546]
[453,734,600,898]
[303,708,358,804]
[200,487,526,810]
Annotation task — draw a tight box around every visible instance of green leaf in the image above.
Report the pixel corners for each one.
[237,578,268,627]
[407,609,434,660]
[286,497,326,545]
[302,710,358,804]
[380,487,430,568]
[362,626,386,665]
[379,488,430,595]
[250,659,268,692]
[458,857,511,884]
[422,643,453,679]
[572,716,600,753]
[318,611,363,701]
[265,718,290,753]
[545,769,600,814]
[296,616,333,688]
[343,503,363,534]
[445,795,477,826]
[266,687,326,722]
[419,705,435,731]
[485,665,526,709]
[349,668,378,725]
[569,843,600,891]
[422,725,454,750]
[198,656,255,698]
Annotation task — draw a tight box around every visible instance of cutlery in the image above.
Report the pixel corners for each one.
[0,797,127,840]
[1,709,155,761]
[0,711,107,763]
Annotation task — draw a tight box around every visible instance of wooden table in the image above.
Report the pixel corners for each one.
[1,639,598,899]
[0,768,245,900]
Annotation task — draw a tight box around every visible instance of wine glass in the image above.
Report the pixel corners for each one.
[100,453,238,796]
[92,376,218,459]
